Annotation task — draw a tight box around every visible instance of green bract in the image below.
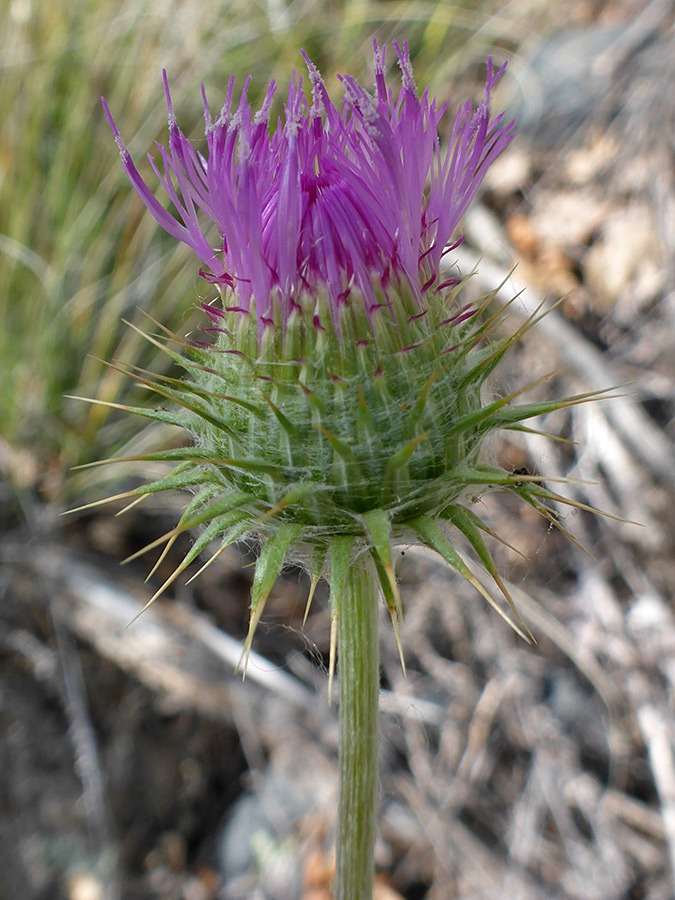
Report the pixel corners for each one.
[80,281,603,668]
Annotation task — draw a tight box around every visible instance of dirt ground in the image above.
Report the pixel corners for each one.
[2,3,675,899]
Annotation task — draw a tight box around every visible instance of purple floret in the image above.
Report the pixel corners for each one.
[103,40,514,330]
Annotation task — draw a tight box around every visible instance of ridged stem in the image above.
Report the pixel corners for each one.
[335,556,380,900]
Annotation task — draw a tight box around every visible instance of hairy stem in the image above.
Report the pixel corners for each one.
[334,556,380,900]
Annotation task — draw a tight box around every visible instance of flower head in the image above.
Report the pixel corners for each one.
[103,40,513,330]
[94,44,596,671]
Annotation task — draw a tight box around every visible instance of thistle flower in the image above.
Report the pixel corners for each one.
[83,41,615,900]
[92,41,596,672]
[104,43,510,327]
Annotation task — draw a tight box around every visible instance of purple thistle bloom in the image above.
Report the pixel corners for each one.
[102,41,514,329]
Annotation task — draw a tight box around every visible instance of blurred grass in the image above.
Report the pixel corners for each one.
[0,0,531,497]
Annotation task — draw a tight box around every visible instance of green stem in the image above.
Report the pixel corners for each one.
[335,556,380,900]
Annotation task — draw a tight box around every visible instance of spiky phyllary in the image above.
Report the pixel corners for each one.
[93,41,598,669]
